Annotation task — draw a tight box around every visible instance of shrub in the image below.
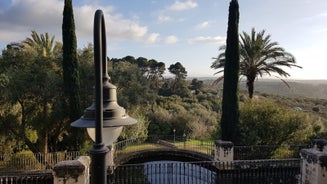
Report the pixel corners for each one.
[6,151,43,170]
[239,100,323,146]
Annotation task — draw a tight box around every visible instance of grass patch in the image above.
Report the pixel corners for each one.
[116,143,166,155]
[185,139,213,146]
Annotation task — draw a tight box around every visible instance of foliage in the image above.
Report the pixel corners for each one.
[212,28,302,98]
[119,106,150,140]
[148,94,219,140]
[111,56,165,92]
[78,44,95,108]
[109,61,156,108]
[271,144,294,159]
[62,0,81,121]
[220,0,241,143]
[62,0,84,150]
[6,150,43,170]
[166,62,190,97]
[1,25,325,156]
[190,78,204,94]
[22,31,62,58]
[0,33,72,153]
[239,100,323,145]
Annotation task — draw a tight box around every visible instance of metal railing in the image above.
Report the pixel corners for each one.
[0,159,301,184]
[108,159,301,184]
[234,145,309,160]
[0,151,88,172]
[114,136,215,159]
[0,172,53,184]
[0,137,309,172]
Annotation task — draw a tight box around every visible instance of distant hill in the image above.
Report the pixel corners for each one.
[244,79,327,99]
[197,78,327,100]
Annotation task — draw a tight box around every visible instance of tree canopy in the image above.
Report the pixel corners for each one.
[212,28,302,98]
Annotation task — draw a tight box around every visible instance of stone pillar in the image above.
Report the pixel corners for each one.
[214,140,234,162]
[106,145,115,173]
[53,156,91,184]
[300,139,327,184]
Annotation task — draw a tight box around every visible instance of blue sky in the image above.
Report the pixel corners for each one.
[0,0,326,79]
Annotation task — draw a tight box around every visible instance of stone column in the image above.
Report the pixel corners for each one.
[106,145,115,174]
[300,139,327,184]
[53,156,91,184]
[214,140,234,162]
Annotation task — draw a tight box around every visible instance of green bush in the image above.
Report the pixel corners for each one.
[271,144,294,159]
[239,100,323,145]
[6,151,43,170]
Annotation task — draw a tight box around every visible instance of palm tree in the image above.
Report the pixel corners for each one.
[22,31,61,58]
[212,28,302,98]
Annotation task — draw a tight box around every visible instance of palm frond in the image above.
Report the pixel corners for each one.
[211,76,224,86]
[272,75,291,88]
[211,27,302,97]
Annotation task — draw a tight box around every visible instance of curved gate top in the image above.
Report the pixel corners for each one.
[113,137,215,166]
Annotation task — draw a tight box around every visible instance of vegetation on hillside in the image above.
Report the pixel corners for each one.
[239,99,324,145]
[0,32,326,155]
[0,0,325,153]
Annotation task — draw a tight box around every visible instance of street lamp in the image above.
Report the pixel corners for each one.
[71,9,137,184]
[183,131,186,148]
[173,128,176,143]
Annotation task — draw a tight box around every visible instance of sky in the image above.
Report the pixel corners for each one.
[0,0,326,80]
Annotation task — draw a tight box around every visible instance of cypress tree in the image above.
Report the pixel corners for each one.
[62,0,81,121]
[220,0,240,143]
[62,0,83,149]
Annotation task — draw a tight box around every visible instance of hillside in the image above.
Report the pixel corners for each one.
[198,78,327,100]
[244,79,327,99]
[199,78,327,113]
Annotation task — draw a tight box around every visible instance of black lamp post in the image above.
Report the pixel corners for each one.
[173,128,176,143]
[71,9,137,184]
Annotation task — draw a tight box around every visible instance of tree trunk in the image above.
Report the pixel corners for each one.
[247,79,254,99]
[18,100,39,153]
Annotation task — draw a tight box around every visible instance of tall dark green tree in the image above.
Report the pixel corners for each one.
[62,0,83,149]
[62,0,81,121]
[220,0,240,143]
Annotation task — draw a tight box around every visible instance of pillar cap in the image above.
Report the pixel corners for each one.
[301,149,327,167]
[215,140,234,148]
[53,160,85,178]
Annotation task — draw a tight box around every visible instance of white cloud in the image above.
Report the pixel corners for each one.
[158,15,172,22]
[165,35,178,44]
[196,21,209,29]
[67,5,150,42]
[168,0,198,11]
[316,28,327,33]
[302,12,327,22]
[107,14,148,41]
[0,0,63,42]
[146,33,160,43]
[188,36,225,44]
[318,12,327,17]
[0,0,157,45]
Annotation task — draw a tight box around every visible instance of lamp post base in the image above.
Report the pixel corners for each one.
[89,143,109,184]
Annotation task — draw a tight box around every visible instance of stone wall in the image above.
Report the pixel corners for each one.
[300,139,327,184]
